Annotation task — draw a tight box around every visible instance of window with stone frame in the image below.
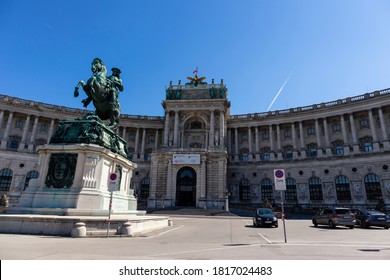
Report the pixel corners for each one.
[190,121,202,129]
[335,175,351,200]
[148,135,155,143]
[240,148,249,161]
[128,133,135,142]
[262,131,269,141]
[359,136,373,152]
[285,178,297,202]
[145,148,153,161]
[40,123,49,132]
[283,145,294,159]
[15,119,23,128]
[239,178,251,201]
[284,129,291,139]
[332,140,344,155]
[240,133,248,143]
[359,118,369,129]
[0,168,13,192]
[331,122,341,133]
[307,126,315,136]
[261,178,273,202]
[261,147,271,161]
[308,177,323,201]
[364,173,382,200]
[306,143,318,157]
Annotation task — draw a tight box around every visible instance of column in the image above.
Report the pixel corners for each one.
[47,119,55,144]
[201,158,207,201]
[19,115,31,151]
[340,115,350,155]
[248,127,253,160]
[209,110,215,146]
[269,125,275,160]
[234,128,239,161]
[166,160,173,202]
[140,128,146,160]
[173,111,179,146]
[291,122,298,158]
[349,113,359,153]
[0,110,4,131]
[368,109,379,151]
[28,116,39,151]
[299,121,307,158]
[323,118,332,156]
[122,127,127,140]
[134,127,140,159]
[255,126,260,161]
[219,111,224,146]
[227,128,232,155]
[378,107,390,149]
[155,129,159,149]
[1,112,14,149]
[163,111,170,146]
[315,119,323,157]
[276,124,282,160]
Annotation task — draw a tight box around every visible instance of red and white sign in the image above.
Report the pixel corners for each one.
[274,169,286,191]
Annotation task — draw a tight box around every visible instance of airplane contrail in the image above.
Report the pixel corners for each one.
[267,66,296,111]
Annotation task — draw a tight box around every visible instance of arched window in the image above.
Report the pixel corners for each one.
[239,178,250,201]
[286,178,297,202]
[261,178,273,202]
[308,177,323,200]
[364,174,382,200]
[140,178,150,200]
[24,171,39,190]
[335,175,351,200]
[0,169,13,192]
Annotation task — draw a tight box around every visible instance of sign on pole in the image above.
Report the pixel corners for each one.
[108,172,119,192]
[274,169,287,243]
[274,169,286,191]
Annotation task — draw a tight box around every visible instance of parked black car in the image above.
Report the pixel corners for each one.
[253,208,278,228]
[353,209,390,229]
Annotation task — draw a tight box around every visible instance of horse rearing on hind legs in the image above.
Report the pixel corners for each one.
[74,58,123,129]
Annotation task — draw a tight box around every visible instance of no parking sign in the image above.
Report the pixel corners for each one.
[274,169,286,191]
[108,172,119,192]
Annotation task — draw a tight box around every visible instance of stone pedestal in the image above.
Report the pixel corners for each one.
[15,143,138,215]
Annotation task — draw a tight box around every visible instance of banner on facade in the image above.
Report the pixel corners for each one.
[274,169,286,190]
[173,154,200,165]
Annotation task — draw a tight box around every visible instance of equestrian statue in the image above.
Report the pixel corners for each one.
[74,58,123,129]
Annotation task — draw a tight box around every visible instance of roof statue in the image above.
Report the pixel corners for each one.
[74,58,123,129]
[186,67,206,87]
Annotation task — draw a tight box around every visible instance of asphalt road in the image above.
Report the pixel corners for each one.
[1,214,389,260]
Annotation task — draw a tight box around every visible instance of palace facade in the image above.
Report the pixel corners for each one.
[1,77,390,211]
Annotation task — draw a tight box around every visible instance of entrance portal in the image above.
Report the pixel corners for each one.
[176,167,196,206]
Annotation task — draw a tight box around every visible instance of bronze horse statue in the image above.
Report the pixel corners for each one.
[74,58,123,129]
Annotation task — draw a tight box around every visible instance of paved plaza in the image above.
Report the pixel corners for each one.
[1,214,389,260]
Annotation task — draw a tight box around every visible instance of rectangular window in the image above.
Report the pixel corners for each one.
[262,153,270,161]
[9,140,19,150]
[307,127,315,136]
[332,123,341,133]
[360,119,369,128]
[15,120,23,128]
[284,130,291,139]
[364,142,373,152]
[241,134,248,142]
[262,132,269,140]
[241,154,249,161]
[335,146,344,155]
[148,135,155,143]
[40,123,48,132]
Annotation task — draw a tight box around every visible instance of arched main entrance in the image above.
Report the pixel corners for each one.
[176,167,196,206]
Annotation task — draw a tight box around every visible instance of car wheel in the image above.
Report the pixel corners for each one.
[274,223,278,228]
[313,219,318,227]
[361,221,369,229]
[253,218,258,227]
[348,225,354,229]
[384,226,389,230]
[329,220,336,228]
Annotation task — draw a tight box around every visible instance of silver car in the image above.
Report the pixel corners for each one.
[312,207,356,229]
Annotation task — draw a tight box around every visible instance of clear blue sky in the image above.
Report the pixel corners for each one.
[1,0,390,116]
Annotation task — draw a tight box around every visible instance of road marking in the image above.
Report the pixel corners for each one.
[258,233,273,244]
[145,225,184,239]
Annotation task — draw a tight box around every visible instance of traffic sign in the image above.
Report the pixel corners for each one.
[274,169,286,190]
